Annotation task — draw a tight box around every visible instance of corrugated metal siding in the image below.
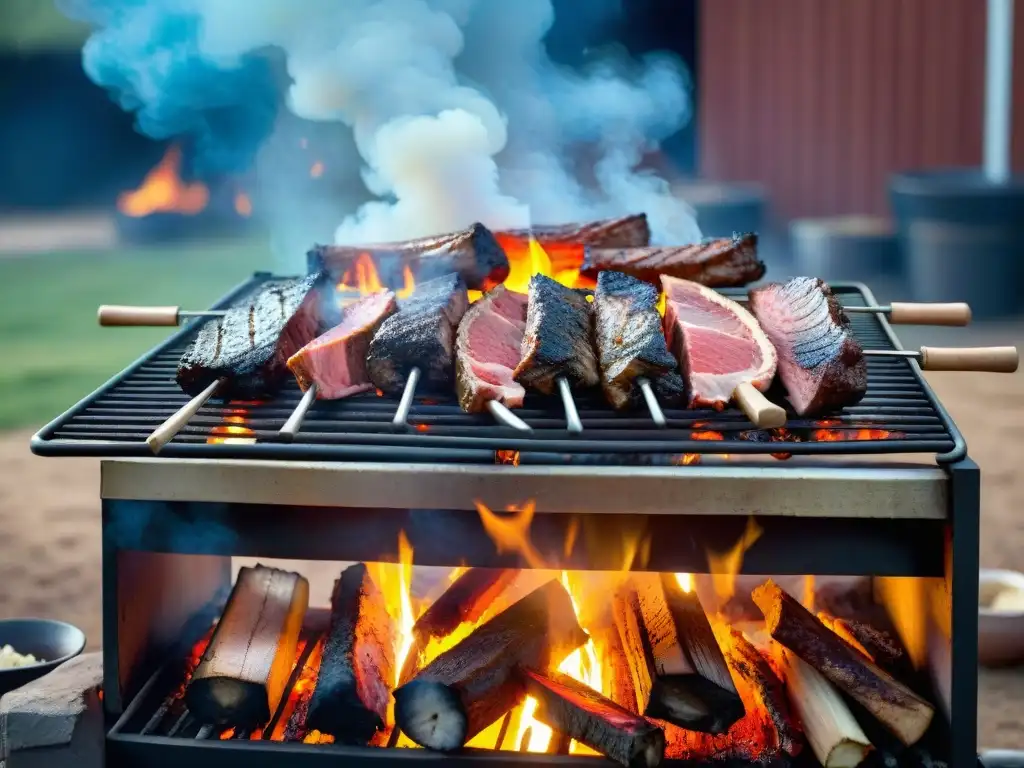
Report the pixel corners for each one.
[698,0,1015,220]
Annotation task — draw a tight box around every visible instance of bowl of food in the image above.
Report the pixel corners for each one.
[0,618,86,697]
[979,569,1024,668]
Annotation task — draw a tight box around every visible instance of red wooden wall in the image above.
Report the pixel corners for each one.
[698,0,1024,221]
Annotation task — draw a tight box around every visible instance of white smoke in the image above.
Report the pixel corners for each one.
[64,0,702,262]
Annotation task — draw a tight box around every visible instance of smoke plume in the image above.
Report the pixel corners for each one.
[60,0,701,267]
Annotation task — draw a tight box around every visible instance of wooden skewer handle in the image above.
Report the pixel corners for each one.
[733,382,787,429]
[99,305,181,326]
[888,302,972,326]
[146,378,224,454]
[918,346,1019,373]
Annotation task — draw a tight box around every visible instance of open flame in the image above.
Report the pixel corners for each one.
[206,414,256,445]
[118,145,210,217]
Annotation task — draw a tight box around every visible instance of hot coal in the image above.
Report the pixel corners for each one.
[580,234,764,288]
[594,271,682,409]
[309,223,509,290]
[287,290,397,399]
[455,285,529,413]
[366,273,469,396]
[177,273,336,399]
[514,274,599,395]
[748,277,868,417]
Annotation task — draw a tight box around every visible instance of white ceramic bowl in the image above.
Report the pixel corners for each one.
[978,568,1024,668]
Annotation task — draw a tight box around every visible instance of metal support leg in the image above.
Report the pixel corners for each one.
[949,458,980,768]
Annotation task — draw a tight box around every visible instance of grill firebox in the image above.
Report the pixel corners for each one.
[30,275,981,768]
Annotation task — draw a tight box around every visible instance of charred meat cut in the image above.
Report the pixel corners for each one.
[581,234,764,288]
[309,223,508,290]
[660,276,777,409]
[455,285,529,413]
[287,290,397,400]
[594,271,682,410]
[176,273,335,399]
[366,274,469,396]
[748,277,868,416]
[498,214,650,249]
[513,274,599,395]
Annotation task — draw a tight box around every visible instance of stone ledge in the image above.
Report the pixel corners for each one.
[0,652,102,768]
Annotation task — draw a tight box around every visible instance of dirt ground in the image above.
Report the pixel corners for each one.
[1,356,1023,748]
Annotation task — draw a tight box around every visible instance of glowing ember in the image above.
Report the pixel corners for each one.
[495,450,521,466]
[206,414,256,445]
[691,430,724,441]
[675,454,701,466]
[813,428,895,442]
[118,145,209,217]
[675,573,693,593]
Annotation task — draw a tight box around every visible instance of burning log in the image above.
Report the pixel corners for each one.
[613,575,744,734]
[522,668,666,768]
[304,564,395,744]
[780,647,873,768]
[498,214,650,249]
[399,567,517,684]
[714,625,802,759]
[308,223,509,291]
[817,612,907,675]
[393,579,588,751]
[186,565,309,728]
[752,579,934,746]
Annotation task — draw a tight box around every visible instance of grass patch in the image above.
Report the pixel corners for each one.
[0,238,275,430]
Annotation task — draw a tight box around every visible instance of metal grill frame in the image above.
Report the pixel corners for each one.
[30,274,967,464]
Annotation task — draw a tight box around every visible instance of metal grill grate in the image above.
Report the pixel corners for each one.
[31,274,965,464]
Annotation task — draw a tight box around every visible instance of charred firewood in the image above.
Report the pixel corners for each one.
[186,565,309,728]
[714,624,802,759]
[780,646,873,768]
[612,575,744,734]
[818,611,910,678]
[399,568,517,684]
[597,623,640,715]
[522,668,666,768]
[309,223,509,291]
[393,579,588,751]
[304,564,395,744]
[499,214,650,249]
[752,579,934,746]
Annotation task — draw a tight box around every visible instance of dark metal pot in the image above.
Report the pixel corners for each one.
[889,169,1024,319]
[0,618,86,697]
[790,216,900,283]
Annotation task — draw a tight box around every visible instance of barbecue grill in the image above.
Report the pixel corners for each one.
[29,274,981,768]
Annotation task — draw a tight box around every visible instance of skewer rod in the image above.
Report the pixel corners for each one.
[98,305,227,326]
[392,368,421,427]
[146,377,224,454]
[279,384,319,440]
[733,381,787,429]
[637,377,666,428]
[844,302,971,326]
[487,400,532,432]
[865,346,1018,372]
[557,376,583,434]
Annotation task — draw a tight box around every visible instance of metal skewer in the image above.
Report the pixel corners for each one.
[279,384,319,440]
[487,400,532,432]
[863,346,1018,372]
[392,368,421,427]
[636,377,666,428]
[843,302,971,326]
[556,376,583,433]
[147,377,225,454]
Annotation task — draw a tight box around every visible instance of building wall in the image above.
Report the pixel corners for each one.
[698,0,1023,221]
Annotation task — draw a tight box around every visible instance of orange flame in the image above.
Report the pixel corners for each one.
[707,517,763,605]
[206,414,256,445]
[813,428,894,442]
[474,501,547,569]
[118,145,209,217]
[337,253,386,295]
